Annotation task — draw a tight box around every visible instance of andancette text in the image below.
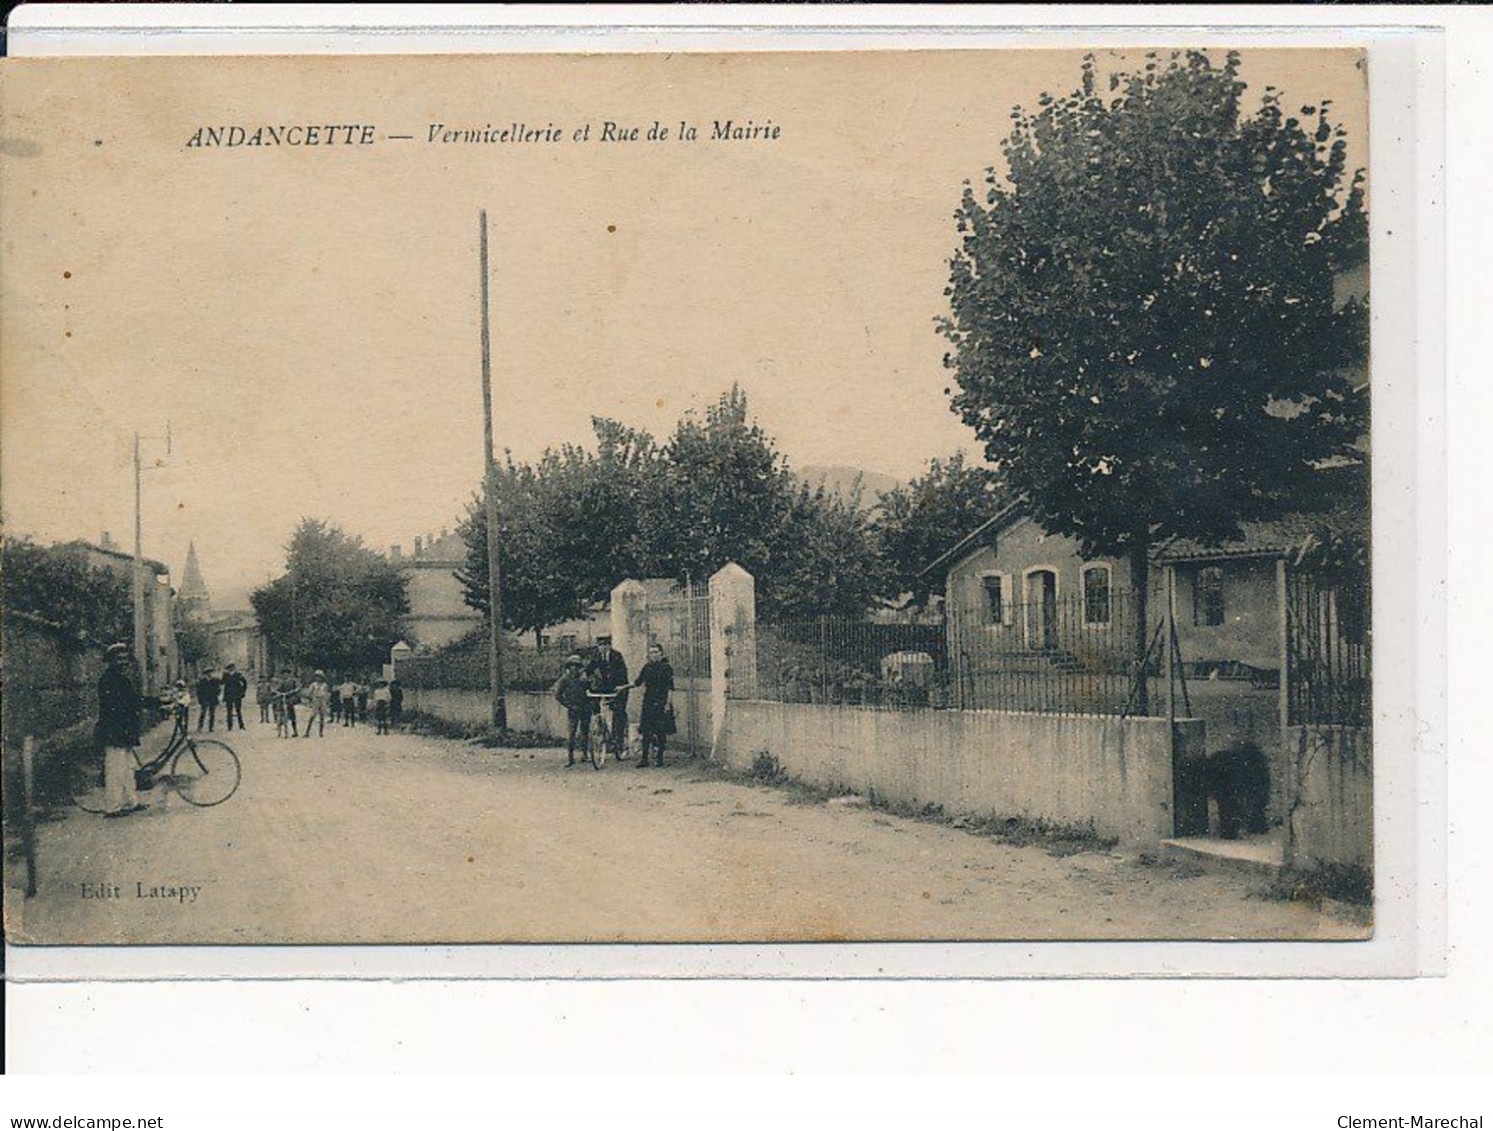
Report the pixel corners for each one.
[183,119,782,150]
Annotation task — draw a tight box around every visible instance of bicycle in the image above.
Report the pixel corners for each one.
[584,691,630,770]
[73,707,242,811]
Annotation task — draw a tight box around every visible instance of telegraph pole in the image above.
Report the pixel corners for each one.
[132,423,172,696]
[479,209,508,731]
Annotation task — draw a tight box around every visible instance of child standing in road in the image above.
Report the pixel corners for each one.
[373,680,392,735]
[552,655,592,767]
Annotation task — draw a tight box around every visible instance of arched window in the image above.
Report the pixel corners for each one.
[1082,564,1112,627]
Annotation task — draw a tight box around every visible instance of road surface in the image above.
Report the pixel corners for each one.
[6,717,1363,944]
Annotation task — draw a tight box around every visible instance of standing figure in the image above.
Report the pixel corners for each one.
[632,643,676,768]
[355,681,369,726]
[195,668,222,733]
[585,641,630,759]
[95,643,146,817]
[339,677,359,727]
[372,680,392,735]
[301,670,331,738]
[552,655,592,767]
[329,679,343,725]
[221,663,248,731]
[275,668,302,738]
[256,673,273,724]
[388,678,404,730]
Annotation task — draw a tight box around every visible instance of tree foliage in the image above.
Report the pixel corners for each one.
[459,387,883,628]
[943,50,1366,558]
[1,536,132,646]
[251,519,409,673]
[941,51,1368,698]
[174,608,216,672]
[871,451,1010,605]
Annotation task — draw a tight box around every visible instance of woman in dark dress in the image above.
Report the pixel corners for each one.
[632,643,675,768]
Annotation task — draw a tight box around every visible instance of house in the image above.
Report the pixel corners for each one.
[388,528,484,651]
[58,536,178,692]
[209,608,268,677]
[930,465,1368,826]
[933,465,1366,686]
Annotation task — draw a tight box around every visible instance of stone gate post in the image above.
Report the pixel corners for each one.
[709,562,756,754]
[610,578,649,736]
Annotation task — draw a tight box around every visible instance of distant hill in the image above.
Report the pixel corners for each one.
[795,465,903,510]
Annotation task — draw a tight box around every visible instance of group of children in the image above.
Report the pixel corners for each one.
[257,671,403,738]
[155,668,406,740]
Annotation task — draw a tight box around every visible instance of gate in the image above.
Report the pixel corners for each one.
[1286,570,1371,729]
[647,581,712,758]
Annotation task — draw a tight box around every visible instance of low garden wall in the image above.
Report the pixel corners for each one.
[1285,725,1372,875]
[716,700,1201,850]
[401,681,713,754]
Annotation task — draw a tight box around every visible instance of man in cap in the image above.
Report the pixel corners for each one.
[221,662,249,731]
[95,643,146,817]
[585,640,630,760]
[195,667,222,732]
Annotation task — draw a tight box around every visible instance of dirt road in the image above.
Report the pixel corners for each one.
[6,718,1362,943]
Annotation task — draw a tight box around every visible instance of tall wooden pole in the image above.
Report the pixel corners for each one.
[132,432,149,694]
[479,209,508,731]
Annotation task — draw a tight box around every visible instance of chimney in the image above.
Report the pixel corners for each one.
[390,544,402,560]
[414,536,424,557]
[100,531,113,549]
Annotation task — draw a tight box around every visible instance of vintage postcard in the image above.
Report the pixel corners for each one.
[0,47,1375,948]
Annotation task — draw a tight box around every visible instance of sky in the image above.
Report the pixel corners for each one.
[0,48,1367,606]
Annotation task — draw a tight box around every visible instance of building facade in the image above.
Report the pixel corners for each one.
[389,529,484,651]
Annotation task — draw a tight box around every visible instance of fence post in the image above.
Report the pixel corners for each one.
[708,562,756,759]
[1277,557,1296,866]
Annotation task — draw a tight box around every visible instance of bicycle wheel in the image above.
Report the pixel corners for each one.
[590,718,609,770]
[170,739,241,807]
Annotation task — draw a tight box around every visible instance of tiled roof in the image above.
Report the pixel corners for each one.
[1154,466,1369,563]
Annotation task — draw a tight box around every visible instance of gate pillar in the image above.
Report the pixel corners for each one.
[709,562,756,755]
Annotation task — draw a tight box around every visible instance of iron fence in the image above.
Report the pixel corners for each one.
[1286,571,1371,728]
[751,591,1153,716]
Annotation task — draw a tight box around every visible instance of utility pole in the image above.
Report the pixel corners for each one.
[479,209,508,731]
[132,423,172,696]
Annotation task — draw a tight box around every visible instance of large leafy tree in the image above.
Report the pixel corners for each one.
[871,451,1009,606]
[457,418,662,639]
[1,536,132,645]
[251,519,409,673]
[941,50,1368,706]
[460,387,884,628]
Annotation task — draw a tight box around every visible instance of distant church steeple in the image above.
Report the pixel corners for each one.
[179,541,211,612]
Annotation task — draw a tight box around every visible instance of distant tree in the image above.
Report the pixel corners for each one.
[0,536,132,646]
[638,385,793,586]
[458,418,663,640]
[174,608,216,672]
[640,386,881,619]
[941,51,1367,707]
[251,519,409,673]
[871,452,1009,605]
[768,483,888,620]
